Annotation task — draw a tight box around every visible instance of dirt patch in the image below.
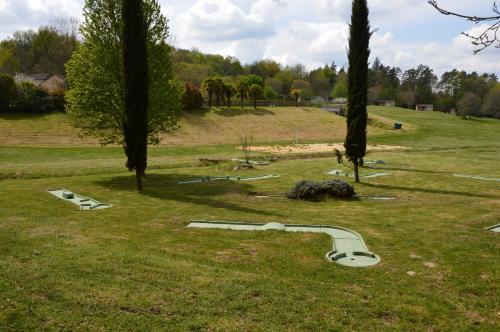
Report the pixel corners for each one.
[242,143,406,155]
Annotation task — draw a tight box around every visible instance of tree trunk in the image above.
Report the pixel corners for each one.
[240,96,244,108]
[253,97,257,109]
[136,168,144,191]
[208,93,212,109]
[353,160,360,183]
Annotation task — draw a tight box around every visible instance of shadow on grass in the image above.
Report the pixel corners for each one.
[0,112,53,120]
[95,173,283,217]
[359,182,498,199]
[368,166,448,175]
[214,107,275,117]
[181,108,211,117]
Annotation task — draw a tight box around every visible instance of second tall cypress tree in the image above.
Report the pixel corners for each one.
[123,0,149,191]
[345,0,371,183]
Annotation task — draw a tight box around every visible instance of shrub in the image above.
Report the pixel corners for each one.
[43,89,66,113]
[11,82,49,113]
[263,86,278,100]
[287,180,356,200]
[0,73,16,112]
[181,83,203,110]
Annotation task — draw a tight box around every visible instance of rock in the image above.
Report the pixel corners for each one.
[406,271,416,276]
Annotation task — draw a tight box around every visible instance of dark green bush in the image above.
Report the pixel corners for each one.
[0,74,16,112]
[287,180,356,200]
[181,83,203,110]
[11,82,49,113]
[42,89,66,113]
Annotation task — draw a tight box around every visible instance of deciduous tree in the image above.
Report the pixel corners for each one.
[66,0,180,150]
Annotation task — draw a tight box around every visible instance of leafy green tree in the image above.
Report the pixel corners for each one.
[290,89,301,107]
[264,86,278,100]
[247,59,281,78]
[122,0,149,191]
[401,65,437,104]
[0,74,16,111]
[175,62,214,87]
[457,92,482,119]
[181,83,203,110]
[246,74,264,88]
[0,48,20,74]
[308,67,334,97]
[345,0,371,183]
[66,0,180,146]
[332,80,348,99]
[264,77,282,96]
[248,84,263,109]
[291,80,312,99]
[481,85,500,119]
[0,26,78,75]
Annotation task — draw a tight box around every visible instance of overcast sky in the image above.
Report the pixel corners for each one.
[1,0,499,76]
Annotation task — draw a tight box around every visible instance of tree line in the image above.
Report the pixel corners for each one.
[0,15,499,119]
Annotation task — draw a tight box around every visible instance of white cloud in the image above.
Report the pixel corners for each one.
[0,0,499,76]
[178,0,276,42]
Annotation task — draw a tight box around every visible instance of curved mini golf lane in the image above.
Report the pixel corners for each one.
[187,221,380,267]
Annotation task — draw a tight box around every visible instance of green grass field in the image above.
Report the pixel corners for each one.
[1,106,499,330]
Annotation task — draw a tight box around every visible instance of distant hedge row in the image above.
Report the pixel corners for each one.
[0,74,65,113]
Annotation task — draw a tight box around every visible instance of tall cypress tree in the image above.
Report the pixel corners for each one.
[345,0,371,183]
[122,0,149,191]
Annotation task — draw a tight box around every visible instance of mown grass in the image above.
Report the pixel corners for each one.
[0,106,388,147]
[0,106,499,330]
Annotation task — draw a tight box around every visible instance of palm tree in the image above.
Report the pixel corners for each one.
[248,84,263,109]
[224,83,237,108]
[203,78,215,108]
[236,76,249,108]
[213,77,225,107]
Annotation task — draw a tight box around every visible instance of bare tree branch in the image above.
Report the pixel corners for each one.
[428,1,500,53]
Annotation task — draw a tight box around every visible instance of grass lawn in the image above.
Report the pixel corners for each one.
[0,106,499,330]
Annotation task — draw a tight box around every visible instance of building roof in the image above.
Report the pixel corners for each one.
[30,73,52,82]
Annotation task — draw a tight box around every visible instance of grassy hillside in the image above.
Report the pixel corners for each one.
[0,107,499,330]
[0,106,390,147]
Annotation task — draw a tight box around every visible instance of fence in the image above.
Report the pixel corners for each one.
[203,99,311,107]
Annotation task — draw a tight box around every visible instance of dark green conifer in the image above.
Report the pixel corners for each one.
[345,0,371,182]
[122,0,149,191]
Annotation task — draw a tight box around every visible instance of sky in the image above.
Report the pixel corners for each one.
[0,0,499,76]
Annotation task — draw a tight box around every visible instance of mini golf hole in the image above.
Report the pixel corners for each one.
[187,221,380,267]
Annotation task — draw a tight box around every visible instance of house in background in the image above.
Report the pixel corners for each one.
[415,104,434,111]
[376,100,396,107]
[15,73,67,93]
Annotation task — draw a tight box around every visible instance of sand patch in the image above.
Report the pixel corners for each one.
[242,143,406,154]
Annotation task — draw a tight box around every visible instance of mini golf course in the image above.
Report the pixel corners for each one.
[187,220,380,267]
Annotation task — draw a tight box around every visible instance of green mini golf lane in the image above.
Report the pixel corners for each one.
[187,221,380,267]
[177,174,280,184]
[48,189,112,210]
